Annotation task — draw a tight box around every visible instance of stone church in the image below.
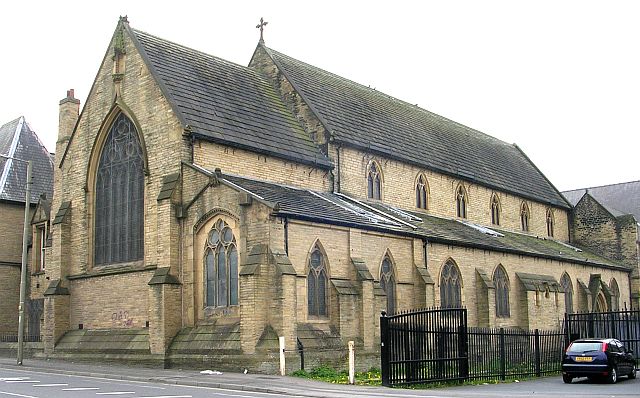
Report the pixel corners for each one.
[31,17,639,370]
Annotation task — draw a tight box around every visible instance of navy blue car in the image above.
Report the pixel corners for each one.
[562,338,637,383]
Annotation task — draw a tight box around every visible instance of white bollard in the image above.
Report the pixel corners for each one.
[279,336,286,376]
[348,340,355,385]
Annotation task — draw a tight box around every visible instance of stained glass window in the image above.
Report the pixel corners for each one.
[308,246,328,317]
[95,113,144,266]
[416,175,427,209]
[204,219,238,307]
[493,265,510,317]
[380,256,396,314]
[560,273,573,314]
[367,163,382,200]
[440,261,462,308]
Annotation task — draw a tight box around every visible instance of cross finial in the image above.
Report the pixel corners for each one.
[256,17,268,44]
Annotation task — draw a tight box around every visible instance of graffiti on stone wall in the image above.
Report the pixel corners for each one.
[111,310,133,327]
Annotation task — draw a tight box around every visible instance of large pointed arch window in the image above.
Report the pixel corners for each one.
[415,174,428,209]
[490,194,501,226]
[308,245,328,317]
[560,273,573,314]
[367,162,382,200]
[95,113,144,266]
[456,186,467,219]
[204,219,238,307]
[440,260,462,308]
[520,202,530,232]
[493,265,510,317]
[380,256,396,314]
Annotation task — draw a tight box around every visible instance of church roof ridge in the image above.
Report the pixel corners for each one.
[259,46,570,209]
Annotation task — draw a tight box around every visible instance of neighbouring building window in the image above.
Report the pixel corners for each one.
[308,245,328,317]
[561,273,573,314]
[204,219,238,307]
[35,224,47,272]
[380,256,396,314]
[415,174,428,209]
[610,279,620,311]
[440,260,462,308]
[367,162,382,200]
[493,265,510,317]
[546,209,554,237]
[490,194,501,226]
[520,202,530,232]
[456,186,467,218]
[94,113,144,265]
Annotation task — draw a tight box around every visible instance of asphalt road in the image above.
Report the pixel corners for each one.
[0,366,638,398]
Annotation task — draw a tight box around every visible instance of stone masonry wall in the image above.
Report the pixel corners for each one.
[0,265,20,333]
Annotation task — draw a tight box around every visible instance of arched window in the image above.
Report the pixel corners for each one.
[490,194,501,226]
[560,273,573,314]
[493,265,510,317]
[95,113,144,266]
[440,260,462,308]
[456,186,467,219]
[415,174,428,210]
[520,202,530,232]
[380,256,396,314]
[204,219,238,307]
[610,279,620,311]
[546,209,554,237]
[595,293,607,312]
[367,162,382,200]
[308,245,328,317]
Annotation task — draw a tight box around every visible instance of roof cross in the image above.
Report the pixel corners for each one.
[256,17,268,44]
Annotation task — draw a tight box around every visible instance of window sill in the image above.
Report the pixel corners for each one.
[67,263,156,280]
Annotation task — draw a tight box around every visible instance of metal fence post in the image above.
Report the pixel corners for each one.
[534,329,541,377]
[296,337,304,371]
[380,311,390,387]
[458,309,469,381]
[499,328,506,381]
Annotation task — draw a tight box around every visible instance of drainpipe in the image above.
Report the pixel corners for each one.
[423,239,428,269]
[284,217,289,255]
[336,145,341,193]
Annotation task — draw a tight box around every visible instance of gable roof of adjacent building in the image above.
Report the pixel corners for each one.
[0,117,54,204]
[256,45,570,209]
[563,180,640,222]
[120,20,567,209]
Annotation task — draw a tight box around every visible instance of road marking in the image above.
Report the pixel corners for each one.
[34,384,68,387]
[0,379,26,382]
[137,396,192,398]
[96,393,136,396]
[62,387,100,391]
[4,381,38,384]
[0,392,40,398]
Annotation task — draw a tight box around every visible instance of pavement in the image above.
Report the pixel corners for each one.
[0,356,402,398]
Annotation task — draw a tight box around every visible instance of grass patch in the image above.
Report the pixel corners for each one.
[291,365,381,385]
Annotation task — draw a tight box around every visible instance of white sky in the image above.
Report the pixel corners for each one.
[1,0,638,191]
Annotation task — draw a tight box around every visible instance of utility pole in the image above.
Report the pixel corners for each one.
[16,159,32,365]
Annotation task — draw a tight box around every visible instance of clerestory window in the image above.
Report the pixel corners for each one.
[367,162,382,200]
[416,174,428,209]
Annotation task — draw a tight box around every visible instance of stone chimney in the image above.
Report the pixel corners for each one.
[57,89,80,154]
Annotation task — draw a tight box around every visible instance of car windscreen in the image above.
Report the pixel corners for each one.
[568,342,603,353]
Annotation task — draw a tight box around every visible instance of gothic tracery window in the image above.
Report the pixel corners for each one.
[456,186,467,219]
[520,202,530,232]
[560,273,573,314]
[95,113,144,266]
[490,194,501,226]
[367,162,382,200]
[440,260,462,308]
[308,245,328,317]
[546,209,554,237]
[380,256,396,314]
[204,219,238,307]
[493,265,510,317]
[416,174,428,209]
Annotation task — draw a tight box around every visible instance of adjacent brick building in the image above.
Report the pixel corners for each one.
[34,18,638,370]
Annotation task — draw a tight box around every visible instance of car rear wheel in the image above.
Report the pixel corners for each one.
[607,366,618,384]
[629,364,637,379]
[562,374,573,384]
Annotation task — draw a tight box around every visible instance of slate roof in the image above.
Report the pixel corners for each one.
[260,46,569,209]
[220,173,625,271]
[0,117,54,204]
[127,26,331,170]
[563,181,640,222]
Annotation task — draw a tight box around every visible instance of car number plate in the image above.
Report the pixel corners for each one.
[575,356,593,362]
